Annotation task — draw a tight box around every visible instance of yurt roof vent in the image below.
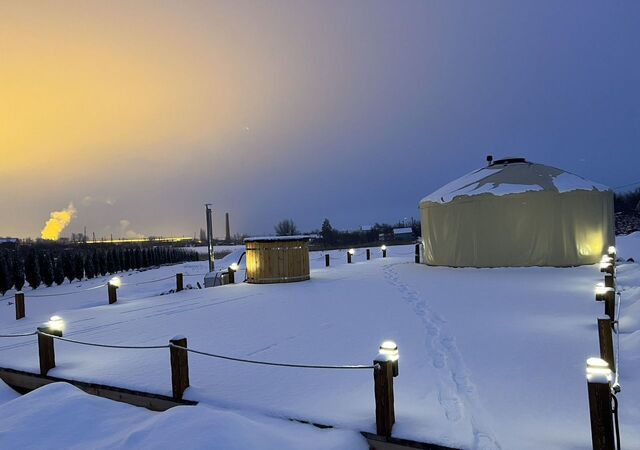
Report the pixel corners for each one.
[491,157,527,166]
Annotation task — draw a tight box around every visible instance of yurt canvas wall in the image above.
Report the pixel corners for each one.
[419,159,614,267]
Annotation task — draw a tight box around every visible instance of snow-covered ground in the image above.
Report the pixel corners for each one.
[0,383,366,450]
[0,243,639,449]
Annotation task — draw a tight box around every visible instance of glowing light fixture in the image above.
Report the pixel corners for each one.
[379,340,399,377]
[48,315,65,332]
[108,276,121,288]
[599,260,613,274]
[381,245,387,251]
[348,249,355,255]
[595,283,614,301]
[586,357,612,382]
[379,341,399,361]
[608,246,616,257]
[229,263,239,271]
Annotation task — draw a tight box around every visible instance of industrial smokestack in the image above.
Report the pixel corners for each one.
[225,212,231,242]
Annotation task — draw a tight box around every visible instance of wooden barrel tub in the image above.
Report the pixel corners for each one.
[244,236,310,284]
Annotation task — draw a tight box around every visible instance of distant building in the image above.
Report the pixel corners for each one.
[392,227,413,240]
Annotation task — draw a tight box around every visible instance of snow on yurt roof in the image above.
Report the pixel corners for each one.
[420,158,610,205]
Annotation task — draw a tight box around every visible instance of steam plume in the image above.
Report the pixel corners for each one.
[41,203,77,240]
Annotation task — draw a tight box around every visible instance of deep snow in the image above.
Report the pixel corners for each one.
[0,382,367,449]
[0,243,638,449]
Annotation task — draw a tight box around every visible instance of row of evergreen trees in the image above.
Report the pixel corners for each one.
[0,246,199,295]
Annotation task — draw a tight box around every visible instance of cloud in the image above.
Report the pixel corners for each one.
[82,195,116,207]
[119,219,145,239]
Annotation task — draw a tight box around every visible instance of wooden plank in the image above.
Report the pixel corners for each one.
[0,367,197,412]
[362,432,460,450]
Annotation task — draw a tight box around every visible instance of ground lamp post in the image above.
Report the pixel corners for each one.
[381,245,387,258]
[366,249,371,260]
[347,248,355,264]
[414,243,420,263]
[15,291,25,320]
[595,283,615,322]
[585,357,615,450]
[600,256,614,275]
[37,315,64,375]
[325,254,330,267]
[108,277,121,304]
[176,273,184,292]
[228,263,238,284]
[374,340,399,437]
[607,246,616,267]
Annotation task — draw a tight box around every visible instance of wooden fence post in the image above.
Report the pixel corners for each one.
[598,318,615,373]
[604,274,615,290]
[325,254,330,267]
[15,292,25,320]
[347,250,353,264]
[366,249,371,261]
[176,273,184,292]
[108,284,118,304]
[37,325,62,375]
[604,292,615,323]
[373,359,395,437]
[586,358,615,450]
[414,244,420,263]
[170,336,190,400]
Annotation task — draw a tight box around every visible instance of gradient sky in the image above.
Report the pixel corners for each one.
[2,1,639,239]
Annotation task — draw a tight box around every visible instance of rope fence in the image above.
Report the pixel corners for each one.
[0,331,37,338]
[38,331,169,350]
[24,283,107,298]
[171,343,375,370]
[0,326,397,436]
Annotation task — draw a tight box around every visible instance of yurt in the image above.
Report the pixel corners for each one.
[419,158,614,267]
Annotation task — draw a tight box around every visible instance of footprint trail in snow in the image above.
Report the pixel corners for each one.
[383,263,501,450]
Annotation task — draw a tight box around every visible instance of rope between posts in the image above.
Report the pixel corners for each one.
[122,275,176,286]
[38,331,169,350]
[0,331,37,338]
[183,273,208,277]
[25,283,108,298]
[170,343,376,370]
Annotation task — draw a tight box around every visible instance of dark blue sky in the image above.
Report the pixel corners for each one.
[3,1,640,238]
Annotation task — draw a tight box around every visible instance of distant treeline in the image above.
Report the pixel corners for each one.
[313,218,421,247]
[614,188,640,213]
[0,246,199,295]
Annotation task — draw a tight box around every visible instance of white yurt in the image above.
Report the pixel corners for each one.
[419,157,614,267]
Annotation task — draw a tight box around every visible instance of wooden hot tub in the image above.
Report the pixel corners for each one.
[244,236,310,284]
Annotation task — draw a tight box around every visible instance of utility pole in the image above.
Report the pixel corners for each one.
[205,204,214,272]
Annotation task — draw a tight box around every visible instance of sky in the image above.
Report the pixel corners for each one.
[1,1,639,239]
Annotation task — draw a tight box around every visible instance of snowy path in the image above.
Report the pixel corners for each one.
[383,263,501,450]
